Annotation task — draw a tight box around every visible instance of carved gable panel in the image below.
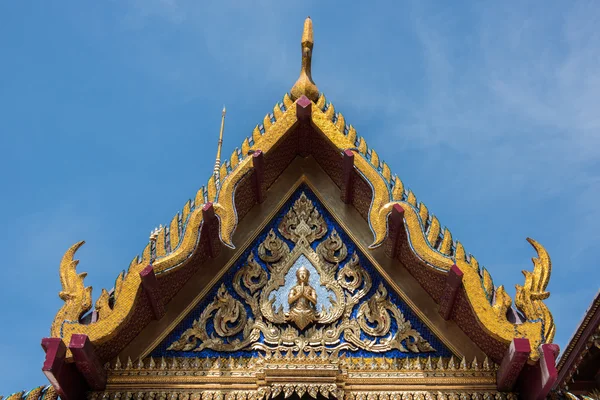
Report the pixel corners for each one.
[150,185,453,359]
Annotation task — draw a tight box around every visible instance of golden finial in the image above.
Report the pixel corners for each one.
[290,17,319,102]
[213,106,226,190]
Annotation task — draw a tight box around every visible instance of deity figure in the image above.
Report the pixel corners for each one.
[287,266,318,329]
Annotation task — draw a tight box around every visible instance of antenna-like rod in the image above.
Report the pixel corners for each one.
[213,106,226,190]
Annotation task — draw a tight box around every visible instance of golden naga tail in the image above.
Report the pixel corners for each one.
[51,241,92,337]
[515,238,555,343]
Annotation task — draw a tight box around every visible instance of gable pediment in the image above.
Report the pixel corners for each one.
[148,185,452,360]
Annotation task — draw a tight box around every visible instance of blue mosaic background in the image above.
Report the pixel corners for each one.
[151,185,453,359]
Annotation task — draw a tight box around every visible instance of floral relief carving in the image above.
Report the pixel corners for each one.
[167,192,435,355]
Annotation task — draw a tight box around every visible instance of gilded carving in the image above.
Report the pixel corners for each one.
[355,284,435,353]
[167,284,251,352]
[317,229,348,267]
[287,266,318,329]
[257,229,290,265]
[278,192,327,244]
[51,241,92,338]
[168,193,435,355]
[515,238,555,342]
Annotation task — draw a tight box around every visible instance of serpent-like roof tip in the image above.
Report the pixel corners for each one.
[290,17,319,102]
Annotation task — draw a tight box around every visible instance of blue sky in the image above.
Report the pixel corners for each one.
[1,0,599,393]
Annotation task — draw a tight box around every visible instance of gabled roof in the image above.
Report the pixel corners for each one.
[555,290,600,394]
[49,17,555,375]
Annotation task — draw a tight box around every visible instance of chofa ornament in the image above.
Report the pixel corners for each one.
[168,192,436,355]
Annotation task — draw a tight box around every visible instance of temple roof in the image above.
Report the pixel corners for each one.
[38,16,558,399]
[555,290,600,395]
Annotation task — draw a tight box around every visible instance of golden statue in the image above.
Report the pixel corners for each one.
[287,266,318,329]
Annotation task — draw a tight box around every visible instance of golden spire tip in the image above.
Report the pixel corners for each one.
[213,107,227,190]
[290,18,319,102]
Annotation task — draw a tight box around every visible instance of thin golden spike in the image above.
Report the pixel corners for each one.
[213,106,226,191]
[283,93,293,109]
[273,103,283,120]
[230,148,239,169]
[347,125,357,144]
[335,112,345,132]
[325,102,335,120]
[427,217,441,245]
[241,137,250,156]
[406,190,417,206]
[392,176,404,200]
[419,203,429,223]
[169,214,180,250]
[252,125,261,145]
[316,93,326,110]
[357,137,367,154]
[382,162,391,181]
[371,149,380,168]
[440,228,453,254]
[263,114,272,132]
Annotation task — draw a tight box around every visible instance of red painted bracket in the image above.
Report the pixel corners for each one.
[496,338,531,391]
[69,334,107,390]
[252,150,265,203]
[438,264,464,320]
[41,338,86,400]
[201,202,220,258]
[340,150,355,204]
[296,95,312,121]
[140,265,165,320]
[518,343,559,400]
[387,204,405,258]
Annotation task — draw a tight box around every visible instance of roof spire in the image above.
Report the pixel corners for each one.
[213,106,226,190]
[290,17,319,102]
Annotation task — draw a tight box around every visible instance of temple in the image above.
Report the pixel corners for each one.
[5,17,598,400]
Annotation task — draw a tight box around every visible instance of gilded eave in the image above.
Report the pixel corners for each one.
[52,91,554,363]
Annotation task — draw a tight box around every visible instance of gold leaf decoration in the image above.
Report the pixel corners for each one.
[325,102,335,121]
[283,93,293,109]
[515,238,555,342]
[316,93,326,110]
[357,137,367,155]
[392,177,404,201]
[168,192,435,355]
[439,228,453,255]
[427,217,441,247]
[347,125,357,145]
[335,113,346,132]
[51,241,92,337]
[263,114,272,132]
[316,228,348,266]
[371,149,380,169]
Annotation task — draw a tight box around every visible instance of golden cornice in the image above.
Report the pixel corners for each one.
[104,354,498,390]
[51,91,553,362]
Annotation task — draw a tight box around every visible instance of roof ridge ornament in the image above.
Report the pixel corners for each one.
[290,17,319,102]
[213,106,226,191]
